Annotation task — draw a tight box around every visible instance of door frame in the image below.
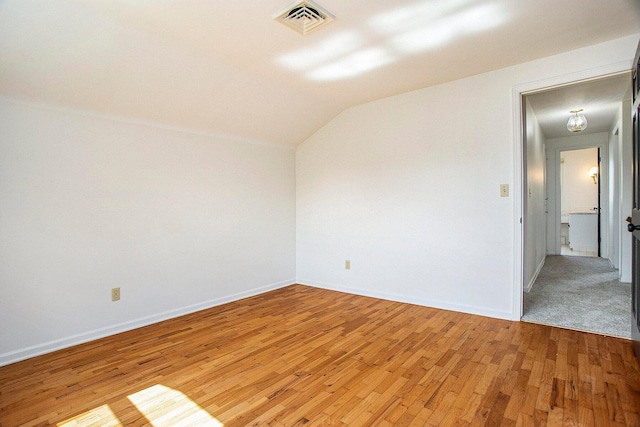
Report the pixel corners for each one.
[512,61,631,320]
[546,142,608,257]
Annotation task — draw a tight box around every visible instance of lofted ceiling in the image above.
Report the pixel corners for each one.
[1,0,639,147]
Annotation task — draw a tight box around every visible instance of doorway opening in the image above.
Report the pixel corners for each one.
[559,147,600,257]
[519,72,632,338]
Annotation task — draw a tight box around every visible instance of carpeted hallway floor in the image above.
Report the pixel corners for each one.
[522,255,632,339]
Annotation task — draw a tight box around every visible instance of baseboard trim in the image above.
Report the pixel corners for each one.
[0,279,294,367]
[298,279,512,321]
[524,257,546,293]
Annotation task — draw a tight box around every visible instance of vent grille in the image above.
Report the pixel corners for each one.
[274,0,334,35]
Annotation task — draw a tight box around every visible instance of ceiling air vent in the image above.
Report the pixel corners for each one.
[274,0,334,35]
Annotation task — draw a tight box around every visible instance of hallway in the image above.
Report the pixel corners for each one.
[522,255,631,338]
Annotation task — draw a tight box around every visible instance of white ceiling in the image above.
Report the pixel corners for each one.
[1,0,639,147]
[526,73,632,140]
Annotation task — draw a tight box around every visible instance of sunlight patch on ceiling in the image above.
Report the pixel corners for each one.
[128,384,223,426]
[278,31,364,71]
[450,3,506,32]
[389,4,506,54]
[369,0,473,35]
[308,48,396,81]
[390,23,454,53]
[276,0,507,81]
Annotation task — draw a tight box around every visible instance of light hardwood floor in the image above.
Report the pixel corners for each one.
[1,285,639,426]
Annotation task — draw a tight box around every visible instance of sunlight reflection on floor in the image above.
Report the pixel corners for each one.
[57,404,123,427]
[57,385,223,427]
[128,384,223,427]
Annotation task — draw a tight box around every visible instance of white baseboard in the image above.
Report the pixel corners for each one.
[0,279,294,367]
[297,279,513,321]
[524,257,546,293]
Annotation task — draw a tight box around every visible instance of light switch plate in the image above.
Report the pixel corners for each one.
[500,184,509,197]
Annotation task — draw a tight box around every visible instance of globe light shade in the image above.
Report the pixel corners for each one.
[567,109,588,133]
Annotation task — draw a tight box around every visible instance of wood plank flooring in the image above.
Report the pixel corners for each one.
[1,284,639,426]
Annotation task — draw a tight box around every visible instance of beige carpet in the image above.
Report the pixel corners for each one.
[522,255,631,339]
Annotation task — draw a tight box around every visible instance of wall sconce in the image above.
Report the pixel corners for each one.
[589,166,598,184]
[567,109,588,133]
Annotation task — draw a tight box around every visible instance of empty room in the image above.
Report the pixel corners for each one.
[1,1,640,426]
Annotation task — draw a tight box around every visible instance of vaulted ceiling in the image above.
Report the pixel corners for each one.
[1,0,639,147]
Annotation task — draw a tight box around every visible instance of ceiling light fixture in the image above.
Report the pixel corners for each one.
[567,109,588,133]
[274,0,334,35]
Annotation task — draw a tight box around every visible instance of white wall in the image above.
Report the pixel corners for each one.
[2,34,638,365]
[524,99,546,292]
[619,97,634,282]
[297,81,513,318]
[0,99,296,365]
[609,117,621,269]
[297,34,639,320]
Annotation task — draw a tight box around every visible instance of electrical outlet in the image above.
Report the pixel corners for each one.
[111,287,120,302]
[500,184,509,197]
[345,260,351,270]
